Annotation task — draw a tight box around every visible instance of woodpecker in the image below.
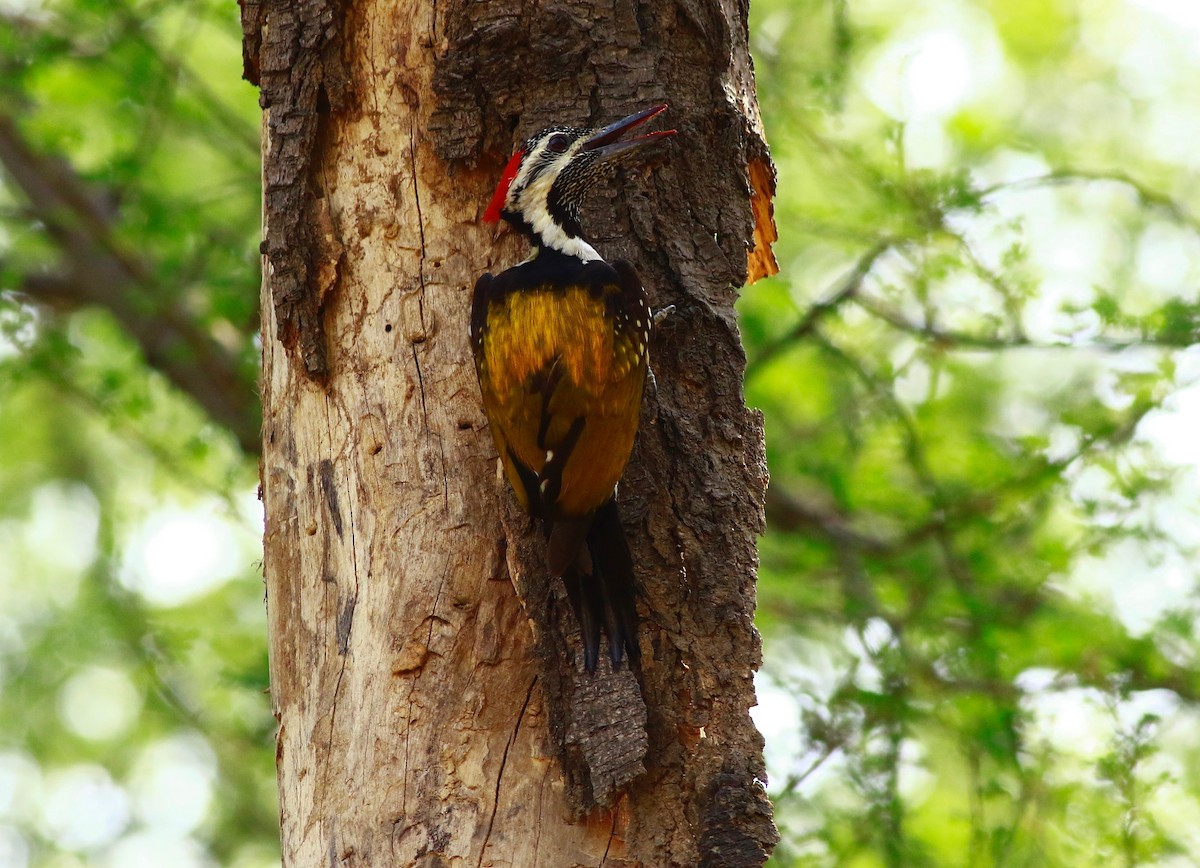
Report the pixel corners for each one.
[471,105,675,673]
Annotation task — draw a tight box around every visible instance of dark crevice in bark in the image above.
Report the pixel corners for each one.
[477,676,539,867]
[242,0,352,382]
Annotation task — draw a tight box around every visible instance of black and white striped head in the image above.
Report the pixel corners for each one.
[483,104,675,261]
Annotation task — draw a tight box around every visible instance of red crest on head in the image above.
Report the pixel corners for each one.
[482,150,526,224]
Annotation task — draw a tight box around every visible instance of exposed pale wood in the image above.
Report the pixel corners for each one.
[251,0,779,863]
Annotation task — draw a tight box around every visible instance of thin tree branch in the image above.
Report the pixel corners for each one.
[852,292,1192,353]
[747,238,896,376]
[112,0,261,155]
[0,113,260,453]
[768,383,1161,563]
[765,487,895,555]
[978,169,1200,234]
[777,740,844,798]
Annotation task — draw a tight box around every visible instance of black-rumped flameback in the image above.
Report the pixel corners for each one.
[471,105,676,672]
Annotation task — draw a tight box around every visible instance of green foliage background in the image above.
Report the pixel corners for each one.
[2,0,1198,865]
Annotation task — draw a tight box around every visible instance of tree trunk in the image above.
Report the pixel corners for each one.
[244,0,778,864]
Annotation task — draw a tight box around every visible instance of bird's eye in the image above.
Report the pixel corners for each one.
[546,133,570,154]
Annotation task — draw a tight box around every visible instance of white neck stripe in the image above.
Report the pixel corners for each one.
[532,212,602,261]
[506,138,603,263]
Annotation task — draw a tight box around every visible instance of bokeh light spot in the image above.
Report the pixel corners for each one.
[58,667,142,742]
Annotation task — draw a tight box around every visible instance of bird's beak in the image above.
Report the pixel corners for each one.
[580,104,676,160]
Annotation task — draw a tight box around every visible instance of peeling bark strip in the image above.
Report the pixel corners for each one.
[253,0,778,865]
[241,0,351,379]
[748,157,780,283]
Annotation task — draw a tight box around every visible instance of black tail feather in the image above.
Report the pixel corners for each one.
[560,563,602,673]
[586,499,641,671]
[546,518,589,578]
[549,500,640,673]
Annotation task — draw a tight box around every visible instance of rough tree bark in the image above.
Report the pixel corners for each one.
[243,0,779,864]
